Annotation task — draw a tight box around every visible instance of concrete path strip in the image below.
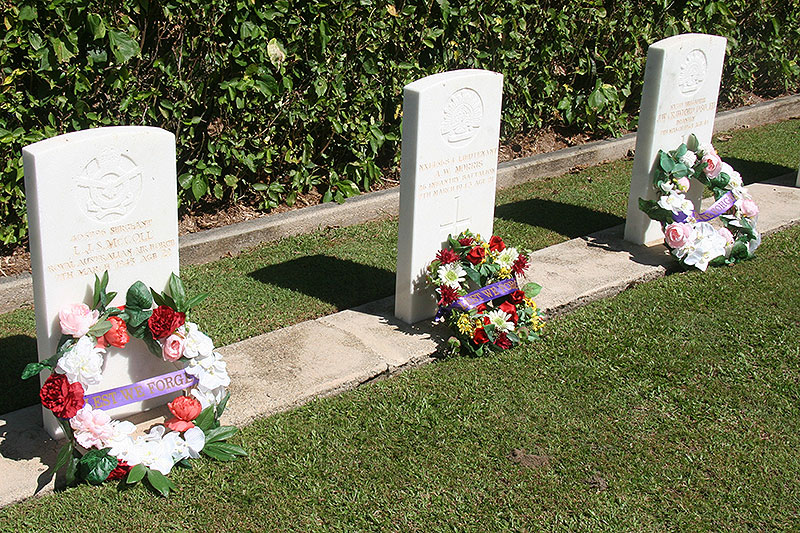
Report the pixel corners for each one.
[0,174,798,507]
[1,95,799,315]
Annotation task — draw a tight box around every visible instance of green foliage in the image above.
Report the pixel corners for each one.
[1,1,798,245]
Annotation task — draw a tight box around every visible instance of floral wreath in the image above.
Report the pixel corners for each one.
[638,133,761,271]
[21,272,245,496]
[426,230,545,356]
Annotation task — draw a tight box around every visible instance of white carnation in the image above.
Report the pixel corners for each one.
[182,322,214,359]
[185,351,230,390]
[56,336,105,387]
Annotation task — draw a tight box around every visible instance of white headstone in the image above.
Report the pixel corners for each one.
[395,69,503,324]
[624,33,727,245]
[23,126,180,438]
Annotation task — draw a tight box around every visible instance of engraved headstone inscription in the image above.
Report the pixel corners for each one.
[395,69,504,324]
[624,33,727,245]
[23,126,180,438]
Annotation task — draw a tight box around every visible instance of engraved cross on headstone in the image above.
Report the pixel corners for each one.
[439,196,472,242]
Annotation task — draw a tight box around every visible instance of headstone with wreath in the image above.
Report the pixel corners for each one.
[23,127,243,494]
[23,126,182,439]
[624,33,727,245]
[395,69,504,324]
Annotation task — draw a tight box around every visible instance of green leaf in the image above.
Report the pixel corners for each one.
[730,241,749,260]
[19,5,38,21]
[21,362,46,380]
[125,308,152,329]
[522,282,542,298]
[50,37,75,63]
[463,266,480,286]
[687,134,700,152]
[108,29,140,64]
[126,281,153,311]
[204,426,238,444]
[126,463,147,484]
[66,455,79,486]
[215,393,230,419]
[146,468,175,497]
[78,448,118,485]
[167,273,186,311]
[675,143,688,158]
[87,13,106,39]
[183,293,208,311]
[659,151,676,173]
[267,38,286,67]
[638,198,674,225]
[202,441,247,461]
[87,320,113,338]
[54,441,74,473]
[194,405,217,432]
[151,289,167,308]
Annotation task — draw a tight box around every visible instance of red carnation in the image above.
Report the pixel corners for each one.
[498,301,519,324]
[508,290,525,305]
[466,246,486,265]
[438,285,459,306]
[148,305,185,339]
[494,332,513,350]
[436,248,460,265]
[488,236,506,252]
[458,237,474,246]
[512,254,529,275]
[96,316,130,349]
[106,460,132,481]
[472,327,489,345]
[40,373,85,419]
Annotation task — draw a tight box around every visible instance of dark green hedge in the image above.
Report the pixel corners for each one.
[2,0,798,245]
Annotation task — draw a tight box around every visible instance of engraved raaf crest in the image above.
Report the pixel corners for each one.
[440,88,483,147]
[678,49,707,96]
[74,150,142,222]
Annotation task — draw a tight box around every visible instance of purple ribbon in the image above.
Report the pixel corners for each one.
[673,191,735,223]
[436,277,519,319]
[84,369,198,411]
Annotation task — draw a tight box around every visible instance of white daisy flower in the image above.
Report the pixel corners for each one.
[486,310,515,332]
[437,262,467,289]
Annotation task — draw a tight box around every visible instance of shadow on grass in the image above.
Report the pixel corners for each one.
[0,334,39,415]
[249,255,395,309]
[496,198,624,238]
[721,157,794,185]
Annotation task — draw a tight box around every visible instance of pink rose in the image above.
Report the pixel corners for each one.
[70,404,114,448]
[676,177,691,192]
[740,199,759,218]
[59,303,100,338]
[664,223,693,249]
[702,153,722,178]
[162,333,186,362]
[718,227,734,244]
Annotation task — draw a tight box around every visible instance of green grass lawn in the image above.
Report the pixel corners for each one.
[1,119,798,415]
[1,216,798,531]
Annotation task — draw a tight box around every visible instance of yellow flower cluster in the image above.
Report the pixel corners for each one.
[456,313,475,335]
[498,267,512,279]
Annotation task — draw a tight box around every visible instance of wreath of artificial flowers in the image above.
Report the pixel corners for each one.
[638,134,761,271]
[21,272,245,496]
[427,230,545,356]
